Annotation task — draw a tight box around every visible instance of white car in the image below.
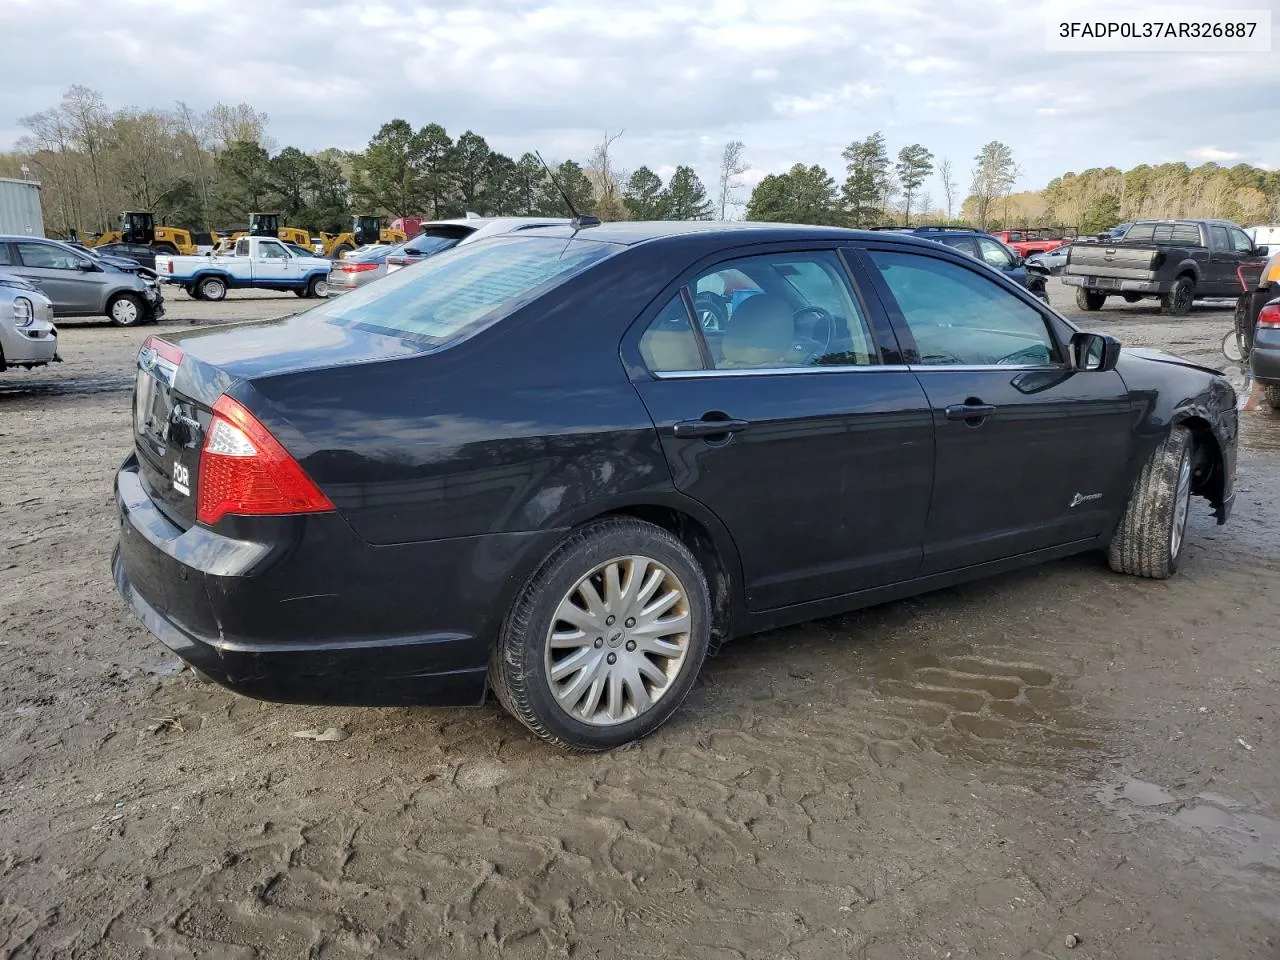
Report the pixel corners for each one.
[0,271,59,372]
[384,217,571,275]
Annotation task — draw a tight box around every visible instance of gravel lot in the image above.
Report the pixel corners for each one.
[2,281,1278,959]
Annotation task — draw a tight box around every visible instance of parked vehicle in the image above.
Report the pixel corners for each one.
[896,226,1045,300]
[0,177,44,237]
[988,228,1070,258]
[1226,251,1280,410]
[155,235,332,300]
[1247,225,1280,250]
[112,222,1237,750]
[84,211,197,256]
[318,216,409,259]
[1028,243,1073,275]
[94,242,158,271]
[328,241,404,292]
[0,271,58,371]
[1063,219,1268,315]
[0,235,164,326]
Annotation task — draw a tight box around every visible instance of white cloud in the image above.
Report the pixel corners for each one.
[0,0,1276,206]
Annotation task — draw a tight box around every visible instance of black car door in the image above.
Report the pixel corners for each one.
[628,246,934,611]
[1207,225,1239,295]
[856,244,1136,575]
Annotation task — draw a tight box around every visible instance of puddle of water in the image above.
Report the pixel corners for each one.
[1095,772,1280,914]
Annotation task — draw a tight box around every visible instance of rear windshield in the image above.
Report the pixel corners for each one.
[402,234,459,256]
[308,234,620,346]
[1124,222,1203,245]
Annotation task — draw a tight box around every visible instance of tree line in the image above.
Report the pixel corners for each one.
[4,86,1277,239]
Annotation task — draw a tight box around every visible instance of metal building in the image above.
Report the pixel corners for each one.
[0,177,45,237]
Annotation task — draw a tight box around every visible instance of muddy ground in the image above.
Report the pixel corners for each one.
[1,282,1278,959]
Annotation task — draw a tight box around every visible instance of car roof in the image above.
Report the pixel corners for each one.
[509,220,951,248]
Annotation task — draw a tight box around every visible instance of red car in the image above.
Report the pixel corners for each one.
[990,229,1069,258]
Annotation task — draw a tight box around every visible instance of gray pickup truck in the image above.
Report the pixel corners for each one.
[1063,219,1269,316]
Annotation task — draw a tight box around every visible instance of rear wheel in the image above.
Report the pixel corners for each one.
[490,517,711,750]
[153,242,179,256]
[1264,384,1280,411]
[187,285,203,300]
[1076,289,1107,311]
[106,292,145,327]
[197,276,227,301]
[1161,276,1194,316]
[1108,425,1193,579]
[305,274,328,298]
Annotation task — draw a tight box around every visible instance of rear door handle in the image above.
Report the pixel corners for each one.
[673,417,750,439]
[945,403,996,421]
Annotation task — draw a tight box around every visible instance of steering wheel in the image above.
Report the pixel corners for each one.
[693,292,728,333]
[997,344,1050,366]
[791,305,834,363]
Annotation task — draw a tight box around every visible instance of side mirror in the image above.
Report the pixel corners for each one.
[1071,331,1121,372]
[77,260,97,272]
[1255,245,1270,258]
[1011,254,1025,268]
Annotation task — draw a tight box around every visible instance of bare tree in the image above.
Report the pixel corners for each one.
[587,130,626,199]
[938,157,956,221]
[970,141,1017,230]
[175,101,212,226]
[205,103,272,152]
[917,190,934,221]
[60,86,112,231]
[717,140,749,219]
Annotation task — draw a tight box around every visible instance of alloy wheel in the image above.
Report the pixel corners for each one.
[543,555,692,726]
[1170,450,1192,558]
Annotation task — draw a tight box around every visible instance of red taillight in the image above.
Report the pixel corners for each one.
[1259,304,1280,329]
[143,335,183,365]
[167,260,174,274]
[341,262,378,273]
[196,395,334,525]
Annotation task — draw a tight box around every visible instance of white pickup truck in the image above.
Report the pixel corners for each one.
[155,235,332,301]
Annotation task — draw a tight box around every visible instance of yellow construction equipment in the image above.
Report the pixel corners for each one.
[83,212,198,255]
[319,216,407,259]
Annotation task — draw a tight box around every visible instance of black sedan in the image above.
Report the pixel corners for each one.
[112,222,1238,750]
[94,242,159,272]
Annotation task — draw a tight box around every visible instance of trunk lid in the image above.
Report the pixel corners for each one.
[132,316,428,528]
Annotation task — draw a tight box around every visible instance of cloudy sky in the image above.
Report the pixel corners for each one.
[3,0,1278,206]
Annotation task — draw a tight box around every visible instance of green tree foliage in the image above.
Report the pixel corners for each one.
[841,132,892,227]
[746,164,843,225]
[969,141,1017,230]
[624,166,668,219]
[895,143,935,226]
[212,140,272,223]
[664,166,713,220]
[539,160,595,217]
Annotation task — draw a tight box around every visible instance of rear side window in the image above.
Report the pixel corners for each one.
[0,244,11,266]
[1125,222,1203,245]
[1209,226,1230,251]
[639,295,703,372]
[311,235,620,346]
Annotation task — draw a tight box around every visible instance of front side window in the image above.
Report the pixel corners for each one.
[310,234,620,346]
[689,251,876,370]
[869,250,1059,367]
[1230,227,1254,253]
[977,238,1015,270]
[638,295,703,372]
[17,242,85,270]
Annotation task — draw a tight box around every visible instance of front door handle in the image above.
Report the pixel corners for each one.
[945,403,997,422]
[673,417,750,439]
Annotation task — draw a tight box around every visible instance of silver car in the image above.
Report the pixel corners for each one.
[1028,243,1073,275]
[0,235,164,326]
[0,270,58,372]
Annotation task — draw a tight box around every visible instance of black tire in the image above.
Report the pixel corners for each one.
[1076,288,1107,311]
[1161,276,1194,316]
[1108,425,1193,580]
[331,244,353,260]
[1234,296,1256,360]
[106,292,146,327]
[490,517,712,750]
[197,276,227,301]
[1264,384,1280,411]
[293,289,307,297]
[187,285,203,300]
[153,242,179,256]
[305,274,328,299]
[1122,292,1143,303]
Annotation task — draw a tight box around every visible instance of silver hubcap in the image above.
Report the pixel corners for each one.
[313,280,328,297]
[112,299,138,323]
[1171,451,1192,557]
[202,280,222,298]
[544,555,691,726]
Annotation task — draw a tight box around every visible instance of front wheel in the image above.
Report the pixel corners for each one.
[1108,425,1193,579]
[490,517,711,750]
[1076,288,1107,311]
[106,292,145,327]
[1161,277,1194,316]
[1264,384,1280,411]
[305,275,328,298]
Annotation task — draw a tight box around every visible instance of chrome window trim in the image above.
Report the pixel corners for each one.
[650,362,1069,379]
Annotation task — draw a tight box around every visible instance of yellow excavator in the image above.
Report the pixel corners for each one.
[80,212,198,256]
[319,216,407,259]
[218,214,314,249]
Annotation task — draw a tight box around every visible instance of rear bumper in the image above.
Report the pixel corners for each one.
[112,453,493,707]
[1062,275,1165,294]
[1251,329,1280,383]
